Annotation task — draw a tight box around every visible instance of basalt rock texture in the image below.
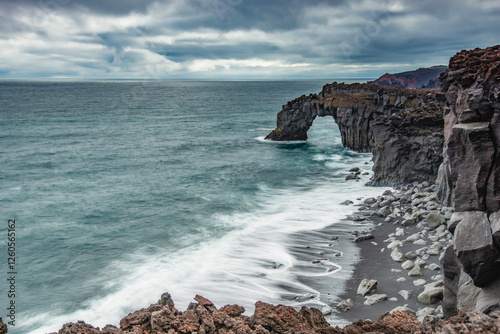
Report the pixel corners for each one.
[368,66,448,89]
[0,318,7,334]
[266,83,443,185]
[369,103,443,185]
[436,46,500,318]
[50,294,500,334]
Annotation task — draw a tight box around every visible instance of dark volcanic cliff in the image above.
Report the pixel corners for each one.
[436,45,500,318]
[266,83,443,185]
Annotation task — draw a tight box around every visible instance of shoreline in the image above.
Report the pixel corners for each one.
[334,180,453,324]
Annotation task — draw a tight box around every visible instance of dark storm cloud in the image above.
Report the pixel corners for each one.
[0,0,499,78]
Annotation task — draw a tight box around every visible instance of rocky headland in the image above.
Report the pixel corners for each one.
[3,46,499,334]
[265,83,443,186]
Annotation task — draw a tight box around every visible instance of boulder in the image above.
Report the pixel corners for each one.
[453,211,500,287]
[402,260,414,270]
[408,265,422,277]
[337,299,354,311]
[391,247,404,262]
[364,294,387,306]
[357,278,378,296]
[426,212,446,228]
[377,206,392,217]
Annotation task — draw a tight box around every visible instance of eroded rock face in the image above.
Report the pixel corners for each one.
[453,211,499,287]
[437,45,500,317]
[266,83,436,150]
[266,83,443,185]
[437,45,500,211]
[369,104,443,185]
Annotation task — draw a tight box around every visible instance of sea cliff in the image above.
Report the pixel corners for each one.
[436,45,500,318]
[265,83,443,185]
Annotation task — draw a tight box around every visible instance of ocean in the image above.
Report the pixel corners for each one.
[0,79,386,333]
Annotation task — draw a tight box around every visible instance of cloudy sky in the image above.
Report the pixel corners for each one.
[1,0,499,79]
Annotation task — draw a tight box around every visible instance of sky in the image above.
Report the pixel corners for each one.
[0,0,499,79]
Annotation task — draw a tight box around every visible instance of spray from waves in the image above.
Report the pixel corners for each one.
[22,159,388,334]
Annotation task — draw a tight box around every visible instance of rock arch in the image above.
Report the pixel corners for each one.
[265,83,436,152]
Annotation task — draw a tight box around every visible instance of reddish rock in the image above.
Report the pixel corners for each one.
[56,321,102,334]
[340,311,423,334]
[119,304,163,332]
[369,66,447,89]
[437,45,500,313]
[441,308,500,333]
[0,318,7,334]
[220,304,246,317]
[250,302,315,333]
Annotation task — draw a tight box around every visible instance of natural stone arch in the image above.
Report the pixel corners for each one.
[266,83,434,153]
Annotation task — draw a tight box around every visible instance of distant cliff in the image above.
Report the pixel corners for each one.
[265,83,443,185]
[369,66,448,89]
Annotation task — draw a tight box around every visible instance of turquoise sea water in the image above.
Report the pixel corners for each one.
[0,80,384,333]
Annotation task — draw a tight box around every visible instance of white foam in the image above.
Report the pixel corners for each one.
[23,159,389,334]
[254,136,307,144]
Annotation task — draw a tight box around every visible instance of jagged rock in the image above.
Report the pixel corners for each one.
[336,299,353,311]
[440,309,500,333]
[56,321,102,334]
[364,294,388,306]
[0,318,6,334]
[340,200,354,205]
[357,278,378,296]
[102,325,119,333]
[453,211,499,287]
